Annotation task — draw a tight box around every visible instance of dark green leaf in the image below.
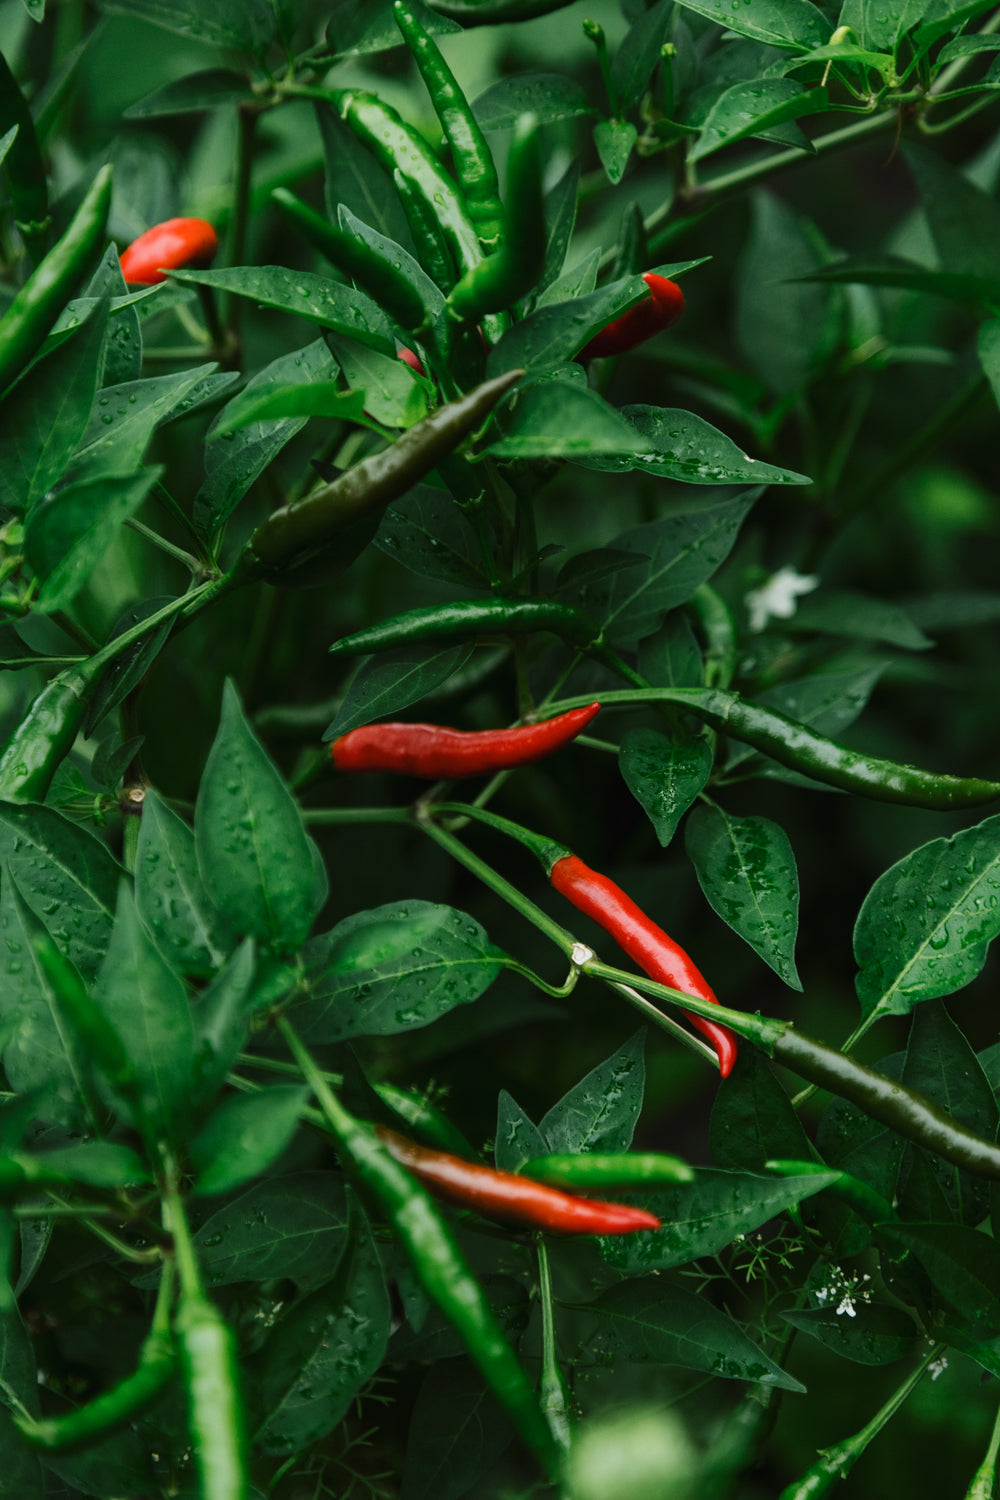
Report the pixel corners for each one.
[191,1172,351,1289]
[540,157,579,292]
[638,614,705,688]
[124,69,256,117]
[473,74,594,131]
[737,192,837,395]
[30,1140,150,1187]
[803,256,1000,310]
[494,1090,546,1173]
[401,1360,514,1500]
[73,365,227,470]
[724,659,890,776]
[191,941,258,1105]
[375,485,488,588]
[536,247,601,309]
[319,107,415,252]
[323,644,473,738]
[689,81,828,162]
[613,0,673,111]
[580,405,809,485]
[816,1053,907,1204]
[685,804,802,988]
[539,1029,646,1155]
[0,805,118,976]
[324,0,458,54]
[905,141,1000,283]
[978,318,1000,410]
[191,1085,309,1195]
[853,814,1000,1022]
[586,1277,806,1389]
[135,788,237,977]
[672,0,828,50]
[195,680,326,952]
[170,268,397,353]
[593,119,637,185]
[327,337,427,428]
[289,901,504,1042]
[878,1222,1000,1338]
[211,381,367,433]
[97,0,275,55]
[709,1047,814,1172]
[619,729,712,847]
[781,1304,919,1364]
[485,380,646,459]
[25,468,160,615]
[87,247,141,386]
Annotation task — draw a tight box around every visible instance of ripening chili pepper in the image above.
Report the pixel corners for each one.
[248,368,523,574]
[393,0,504,251]
[518,1151,694,1189]
[576,272,685,361]
[328,596,605,658]
[175,1295,249,1500]
[397,345,426,376]
[0,163,111,397]
[330,701,601,778]
[549,853,738,1077]
[376,1126,662,1233]
[277,1016,561,1481]
[15,1330,176,1450]
[118,217,218,286]
[448,114,546,322]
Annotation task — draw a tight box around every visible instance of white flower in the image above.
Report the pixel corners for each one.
[745,567,820,632]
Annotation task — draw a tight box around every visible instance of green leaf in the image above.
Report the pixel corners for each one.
[94,883,197,1146]
[0,805,118,976]
[878,1222,1000,1338]
[0,1306,44,1498]
[210,381,367,433]
[838,0,930,49]
[375,485,488,588]
[83,595,178,737]
[191,1084,309,1195]
[29,1140,150,1188]
[124,68,254,117]
[472,74,594,131]
[978,318,1000,410]
[289,901,504,1042]
[689,81,828,162]
[593,119,637,185]
[196,681,326,953]
[816,1053,906,1204]
[135,789,238,977]
[803,256,1000,310]
[904,141,1000,283]
[580,405,810,484]
[400,1360,514,1500]
[599,1168,835,1273]
[539,1029,646,1155]
[485,379,646,460]
[638,614,705,688]
[781,1304,919,1365]
[189,1172,351,1289]
[494,1090,546,1173]
[685,805,802,989]
[319,108,415,254]
[937,31,1000,61]
[724,659,890,775]
[536,247,601,309]
[97,0,275,55]
[0,295,109,514]
[328,337,428,428]
[195,337,338,538]
[574,493,758,649]
[73,365,230,471]
[323,644,473,739]
[853,814,1000,1022]
[586,1277,806,1390]
[170,267,398,353]
[914,0,997,52]
[619,730,713,848]
[613,0,674,111]
[787,589,932,649]
[737,192,837,395]
[709,1047,814,1172]
[255,1204,390,1453]
[24,468,161,615]
[672,0,828,51]
[324,0,459,55]
[540,157,579,292]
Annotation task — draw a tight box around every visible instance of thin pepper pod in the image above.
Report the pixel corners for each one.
[328,596,605,658]
[0,162,112,397]
[118,217,217,285]
[393,0,505,250]
[429,0,579,20]
[15,1331,176,1451]
[0,661,97,803]
[765,1158,895,1223]
[518,1151,694,1189]
[548,853,739,1077]
[447,114,546,321]
[175,1295,249,1500]
[376,1127,661,1233]
[576,272,685,360]
[330,702,601,777]
[248,368,523,573]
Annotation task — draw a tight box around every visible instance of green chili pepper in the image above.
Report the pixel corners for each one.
[391,166,458,293]
[0,162,111,398]
[0,49,49,262]
[175,1295,249,1500]
[249,368,523,574]
[375,1081,478,1157]
[328,596,604,658]
[448,114,545,321]
[15,1330,176,1450]
[278,1016,561,1482]
[519,1151,694,1188]
[426,0,579,22]
[393,0,504,251]
[271,187,435,335]
[327,89,482,284]
[773,1029,1000,1180]
[765,1159,895,1223]
[0,661,97,803]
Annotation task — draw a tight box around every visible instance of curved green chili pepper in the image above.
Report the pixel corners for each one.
[0,49,49,262]
[175,1295,249,1500]
[249,368,523,573]
[327,89,481,285]
[271,187,435,335]
[393,0,504,251]
[15,1330,176,1450]
[448,115,545,321]
[765,1159,895,1223]
[773,1029,1000,1180]
[0,163,111,397]
[328,596,603,657]
[519,1151,694,1188]
[426,0,579,22]
[278,1016,561,1482]
[0,661,97,803]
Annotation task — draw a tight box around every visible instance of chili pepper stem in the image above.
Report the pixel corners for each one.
[965,1394,1000,1499]
[536,1236,573,1454]
[606,979,722,1067]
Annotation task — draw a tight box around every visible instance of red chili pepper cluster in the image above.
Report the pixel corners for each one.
[376,1126,661,1234]
[549,853,738,1077]
[331,702,600,778]
[119,217,218,285]
[577,271,685,361]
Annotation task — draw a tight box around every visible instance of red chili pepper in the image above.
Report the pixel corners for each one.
[576,272,685,361]
[549,854,738,1077]
[375,1127,661,1234]
[397,346,426,376]
[119,217,218,286]
[330,702,601,778]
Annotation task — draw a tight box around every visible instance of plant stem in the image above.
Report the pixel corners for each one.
[965,1394,1000,1499]
[536,1236,572,1454]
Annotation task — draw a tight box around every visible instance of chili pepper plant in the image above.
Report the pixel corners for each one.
[3,0,1000,1496]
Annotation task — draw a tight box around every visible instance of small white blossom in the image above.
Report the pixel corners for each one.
[745,567,820,632]
[928,1356,948,1381]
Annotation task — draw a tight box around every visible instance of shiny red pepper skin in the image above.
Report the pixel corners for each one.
[119,217,218,285]
[549,854,738,1077]
[577,272,685,361]
[397,346,426,376]
[375,1127,661,1234]
[331,702,601,778]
